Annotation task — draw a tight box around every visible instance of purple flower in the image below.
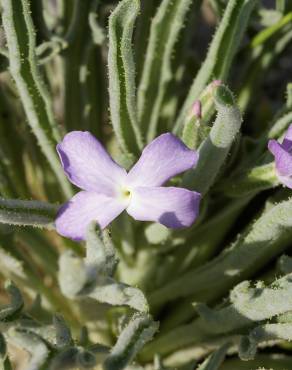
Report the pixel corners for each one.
[268,124,292,188]
[55,131,201,241]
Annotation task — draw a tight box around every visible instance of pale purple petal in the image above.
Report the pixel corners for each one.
[126,186,201,228]
[57,131,127,195]
[127,133,198,187]
[277,174,292,189]
[282,124,292,151]
[268,139,292,177]
[56,191,127,241]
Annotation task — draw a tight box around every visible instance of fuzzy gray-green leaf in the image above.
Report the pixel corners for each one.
[86,222,118,276]
[239,323,292,360]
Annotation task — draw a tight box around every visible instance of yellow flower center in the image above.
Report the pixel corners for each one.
[118,186,132,205]
[122,189,131,198]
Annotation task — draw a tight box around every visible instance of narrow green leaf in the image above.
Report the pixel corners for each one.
[149,196,292,309]
[0,282,23,322]
[144,198,292,358]
[108,0,143,159]
[16,229,58,276]
[268,111,292,139]
[134,0,160,80]
[159,197,251,288]
[196,343,230,370]
[1,0,72,198]
[238,22,292,111]
[217,162,279,197]
[0,198,58,229]
[63,0,99,131]
[174,0,257,133]
[137,0,193,141]
[30,0,51,42]
[251,12,292,47]
[0,87,29,198]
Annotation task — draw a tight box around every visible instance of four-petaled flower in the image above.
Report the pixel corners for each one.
[56,131,201,241]
[268,124,292,189]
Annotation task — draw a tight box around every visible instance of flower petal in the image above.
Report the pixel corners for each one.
[56,191,127,241]
[57,131,127,195]
[277,174,292,189]
[126,186,201,228]
[282,124,292,152]
[127,133,198,187]
[268,139,292,177]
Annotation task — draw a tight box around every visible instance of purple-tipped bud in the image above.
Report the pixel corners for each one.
[211,79,222,87]
[192,100,202,119]
[207,79,223,94]
[268,124,292,188]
